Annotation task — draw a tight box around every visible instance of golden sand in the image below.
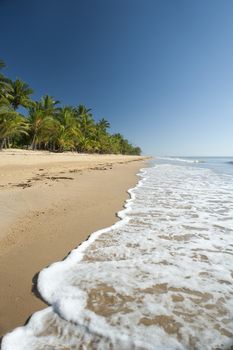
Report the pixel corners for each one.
[0,149,148,336]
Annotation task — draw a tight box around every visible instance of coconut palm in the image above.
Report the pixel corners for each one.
[74,104,92,118]
[77,134,98,153]
[93,119,111,153]
[39,95,60,114]
[28,104,55,150]
[0,101,29,150]
[74,105,95,140]
[0,59,12,100]
[97,118,110,133]
[54,107,80,151]
[9,79,33,110]
[0,60,142,154]
[28,96,60,150]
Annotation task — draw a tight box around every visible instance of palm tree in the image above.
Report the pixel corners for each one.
[73,105,97,152]
[97,118,110,132]
[0,60,142,154]
[9,79,33,110]
[28,95,60,150]
[0,59,12,100]
[74,104,92,118]
[78,113,95,137]
[39,95,60,114]
[0,100,29,150]
[54,107,80,151]
[93,119,111,153]
[74,105,94,137]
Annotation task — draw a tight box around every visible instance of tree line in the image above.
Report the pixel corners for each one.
[0,60,141,155]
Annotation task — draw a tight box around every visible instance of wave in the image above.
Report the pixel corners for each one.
[2,164,233,349]
[156,156,203,163]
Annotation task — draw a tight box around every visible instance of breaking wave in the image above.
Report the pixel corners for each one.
[2,164,233,350]
[156,157,202,163]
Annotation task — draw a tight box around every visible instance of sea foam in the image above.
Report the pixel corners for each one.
[155,157,201,163]
[2,164,233,349]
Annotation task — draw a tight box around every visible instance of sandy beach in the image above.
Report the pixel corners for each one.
[0,149,148,337]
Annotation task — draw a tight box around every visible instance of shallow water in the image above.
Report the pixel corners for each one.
[2,162,233,349]
[156,156,233,175]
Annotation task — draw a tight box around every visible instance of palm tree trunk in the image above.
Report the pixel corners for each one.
[31,133,36,150]
[0,138,6,150]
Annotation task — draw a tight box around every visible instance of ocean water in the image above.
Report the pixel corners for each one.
[2,157,233,350]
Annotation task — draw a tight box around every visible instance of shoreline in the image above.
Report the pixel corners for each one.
[0,150,149,336]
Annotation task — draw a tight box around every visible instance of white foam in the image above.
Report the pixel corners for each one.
[156,156,201,163]
[2,164,233,349]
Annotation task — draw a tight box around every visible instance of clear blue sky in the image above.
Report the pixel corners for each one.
[1,0,233,156]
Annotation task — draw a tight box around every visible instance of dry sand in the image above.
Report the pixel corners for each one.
[0,149,149,337]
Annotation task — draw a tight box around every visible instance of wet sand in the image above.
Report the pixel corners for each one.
[0,150,148,336]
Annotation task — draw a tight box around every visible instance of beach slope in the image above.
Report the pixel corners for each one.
[0,150,148,336]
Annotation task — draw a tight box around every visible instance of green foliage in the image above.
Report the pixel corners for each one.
[0,59,142,155]
[0,100,29,149]
[8,79,34,110]
[0,60,13,100]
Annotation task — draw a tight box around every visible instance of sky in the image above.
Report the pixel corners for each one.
[1,0,233,156]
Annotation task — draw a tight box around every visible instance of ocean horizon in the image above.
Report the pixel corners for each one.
[1,0,233,348]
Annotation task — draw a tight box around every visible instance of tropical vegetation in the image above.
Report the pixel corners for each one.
[0,60,141,155]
